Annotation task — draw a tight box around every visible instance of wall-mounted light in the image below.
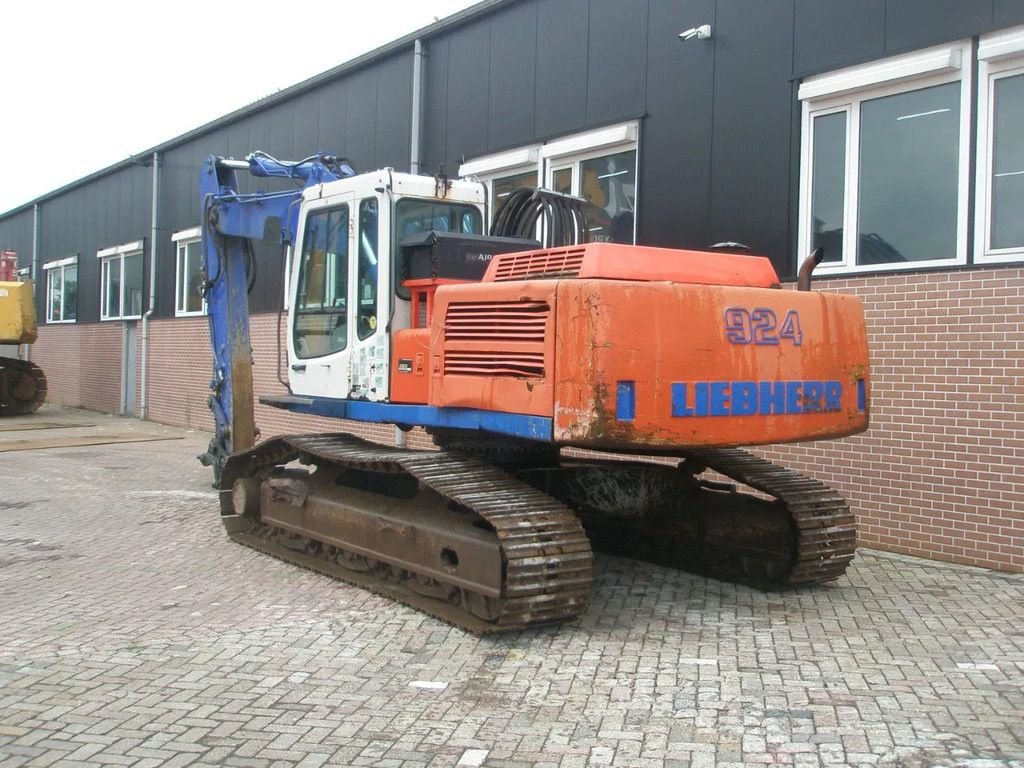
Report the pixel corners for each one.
[678,24,712,42]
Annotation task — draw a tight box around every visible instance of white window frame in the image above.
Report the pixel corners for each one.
[43,255,77,324]
[459,145,543,214]
[797,43,972,275]
[97,240,144,321]
[172,227,206,317]
[975,25,1024,264]
[542,124,639,245]
[459,121,639,244]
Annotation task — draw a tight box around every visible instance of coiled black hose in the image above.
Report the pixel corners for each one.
[491,187,589,247]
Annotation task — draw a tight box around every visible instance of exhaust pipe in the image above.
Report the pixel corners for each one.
[797,247,824,291]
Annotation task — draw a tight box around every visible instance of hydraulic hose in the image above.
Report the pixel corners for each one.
[491,188,589,247]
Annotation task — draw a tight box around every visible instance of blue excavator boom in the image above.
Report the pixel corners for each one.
[197,152,355,480]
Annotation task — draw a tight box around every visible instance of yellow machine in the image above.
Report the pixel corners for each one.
[0,280,47,415]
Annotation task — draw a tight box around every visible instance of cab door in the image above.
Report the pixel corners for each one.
[287,195,354,398]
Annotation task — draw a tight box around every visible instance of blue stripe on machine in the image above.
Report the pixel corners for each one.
[671,380,844,417]
[264,395,554,442]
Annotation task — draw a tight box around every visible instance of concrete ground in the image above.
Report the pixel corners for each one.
[0,407,1022,768]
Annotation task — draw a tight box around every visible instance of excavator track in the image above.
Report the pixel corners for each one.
[518,447,855,590]
[218,434,593,634]
[215,434,852,631]
[690,448,856,586]
[0,357,47,416]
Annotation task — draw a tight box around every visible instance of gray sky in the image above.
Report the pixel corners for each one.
[0,0,480,214]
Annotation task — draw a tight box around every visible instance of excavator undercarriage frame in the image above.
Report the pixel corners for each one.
[217,432,855,634]
[219,433,594,633]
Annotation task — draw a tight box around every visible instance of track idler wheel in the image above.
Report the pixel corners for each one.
[232,477,262,517]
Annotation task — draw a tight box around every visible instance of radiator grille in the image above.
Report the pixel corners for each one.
[444,301,549,342]
[443,301,549,378]
[444,350,546,378]
[490,248,585,281]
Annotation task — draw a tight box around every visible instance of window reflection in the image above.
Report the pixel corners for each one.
[492,171,538,212]
[857,82,960,264]
[580,150,635,243]
[991,72,1024,250]
[176,241,204,315]
[65,266,77,321]
[48,270,62,322]
[186,243,203,313]
[395,199,482,239]
[357,199,379,340]
[104,261,119,318]
[552,167,573,196]
[810,112,846,262]
[124,252,144,317]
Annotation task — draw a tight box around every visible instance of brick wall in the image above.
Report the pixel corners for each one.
[33,266,1023,573]
[33,322,121,412]
[30,324,82,407]
[759,266,1023,573]
[142,316,211,430]
[78,324,124,414]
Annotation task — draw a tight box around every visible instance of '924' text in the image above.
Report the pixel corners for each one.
[723,307,802,346]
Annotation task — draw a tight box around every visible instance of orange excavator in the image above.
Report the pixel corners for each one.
[198,152,869,632]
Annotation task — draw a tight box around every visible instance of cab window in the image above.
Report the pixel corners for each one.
[357,198,379,340]
[293,205,349,359]
[395,199,482,239]
[395,199,483,298]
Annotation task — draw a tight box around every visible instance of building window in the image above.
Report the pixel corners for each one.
[798,43,971,273]
[459,121,639,244]
[459,146,541,221]
[98,240,144,321]
[545,142,637,244]
[976,26,1024,264]
[43,256,77,323]
[172,227,205,316]
[492,169,540,208]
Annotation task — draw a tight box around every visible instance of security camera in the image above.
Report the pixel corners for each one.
[678,24,712,41]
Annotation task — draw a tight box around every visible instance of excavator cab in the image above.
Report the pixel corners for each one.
[285,171,487,401]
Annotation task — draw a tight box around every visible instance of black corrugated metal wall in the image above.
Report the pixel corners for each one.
[0,210,33,273]
[2,0,1023,322]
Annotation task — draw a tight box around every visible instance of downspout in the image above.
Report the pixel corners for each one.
[28,203,40,363]
[395,38,426,449]
[410,38,425,175]
[140,151,159,420]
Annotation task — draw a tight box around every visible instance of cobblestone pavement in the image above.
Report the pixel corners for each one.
[1,408,1022,768]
